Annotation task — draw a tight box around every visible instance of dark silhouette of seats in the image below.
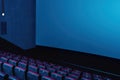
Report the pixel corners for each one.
[65,76,76,80]
[47,68,56,73]
[28,65,38,73]
[29,62,36,66]
[38,65,46,69]
[57,71,67,76]
[68,74,79,79]
[39,68,49,76]
[18,62,27,69]
[51,72,62,80]
[0,51,113,80]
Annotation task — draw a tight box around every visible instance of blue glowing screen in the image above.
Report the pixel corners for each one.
[36,0,120,59]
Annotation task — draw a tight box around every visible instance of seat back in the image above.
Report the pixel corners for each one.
[14,66,26,80]
[39,68,49,76]
[8,59,17,66]
[51,72,62,80]
[18,62,27,69]
[28,65,38,73]
[0,57,8,62]
[27,71,40,80]
[3,63,14,75]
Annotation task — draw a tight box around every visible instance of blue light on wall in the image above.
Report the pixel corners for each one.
[36,0,120,59]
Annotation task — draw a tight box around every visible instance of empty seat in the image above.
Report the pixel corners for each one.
[68,74,79,79]
[65,76,76,80]
[3,63,14,75]
[36,61,43,65]
[82,72,91,79]
[14,66,26,80]
[22,56,28,60]
[57,71,67,76]
[8,59,17,66]
[53,66,62,71]
[0,72,8,80]
[45,64,52,68]
[0,57,8,62]
[29,62,36,66]
[103,77,112,80]
[71,70,81,76]
[93,74,102,80]
[56,66,63,70]
[81,77,91,80]
[62,68,72,73]
[42,76,54,80]
[38,65,46,69]
[18,62,27,69]
[47,68,56,72]
[47,63,53,67]
[73,70,81,73]
[13,56,21,61]
[39,68,49,76]
[51,72,62,80]
[6,55,12,59]
[20,60,28,64]
[27,71,40,80]
[29,59,35,63]
[28,65,38,73]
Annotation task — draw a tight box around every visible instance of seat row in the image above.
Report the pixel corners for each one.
[0,51,112,80]
[0,52,81,80]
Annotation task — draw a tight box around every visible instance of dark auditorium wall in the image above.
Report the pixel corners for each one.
[0,0,35,49]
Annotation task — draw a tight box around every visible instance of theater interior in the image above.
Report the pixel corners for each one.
[0,0,120,80]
